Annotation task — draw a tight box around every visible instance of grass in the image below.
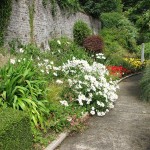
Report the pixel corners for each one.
[140,64,150,101]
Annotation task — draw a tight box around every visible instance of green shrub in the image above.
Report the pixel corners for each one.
[49,37,92,66]
[57,0,80,13]
[83,35,104,54]
[100,12,138,52]
[0,108,32,150]
[79,0,122,18]
[22,44,41,58]
[73,20,91,45]
[100,28,128,55]
[136,42,150,59]
[140,64,150,101]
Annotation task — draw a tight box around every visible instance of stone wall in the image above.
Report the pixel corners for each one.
[5,0,101,50]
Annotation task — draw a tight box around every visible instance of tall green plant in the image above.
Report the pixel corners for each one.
[100,12,138,52]
[0,58,49,129]
[73,20,91,45]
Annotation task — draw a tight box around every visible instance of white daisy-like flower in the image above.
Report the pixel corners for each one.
[53,72,57,76]
[60,100,69,107]
[10,59,16,64]
[90,110,95,115]
[40,69,44,73]
[19,48,24,53]
[50,61,54,65]
[57,40,61,45]
[56,79,63,84]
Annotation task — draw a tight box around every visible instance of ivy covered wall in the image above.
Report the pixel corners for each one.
[4,0,101,49]
[0,0,12,46]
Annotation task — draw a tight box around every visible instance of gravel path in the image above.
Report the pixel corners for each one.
[58,74,150,150]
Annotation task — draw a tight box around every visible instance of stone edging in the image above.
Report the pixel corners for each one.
[44,72,142,150]
[44,112,89,150]
[117,72,142,83]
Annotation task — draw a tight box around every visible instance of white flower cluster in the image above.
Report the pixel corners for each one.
[95,53,106,59]
[60,57,119,116]
[60,100,69,107]
[92,53,106,60]
[37,58,61,76]
[10,57,27,65]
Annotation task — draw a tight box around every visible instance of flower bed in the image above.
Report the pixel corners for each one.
[107,65,131,78]
[124,58,146,72]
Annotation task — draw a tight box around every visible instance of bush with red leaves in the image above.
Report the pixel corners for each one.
[83,35,104,53]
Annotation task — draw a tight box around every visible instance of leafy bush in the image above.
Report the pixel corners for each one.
[140,64,150,101]
[79,0,122,18]
[136,42,150,59]
[100,12,138,52]
[56,0,80,13]
[49,37,92,66]
[22,44,42,58]
[135,10,150,43]
[83,35,104,54]
[0,108,32,150]
[73,20,91,45]
[123,1,150,43]
[100,28,126,53]
[0,58,50,129]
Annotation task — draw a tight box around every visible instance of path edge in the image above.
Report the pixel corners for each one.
[117,72,142,83]
[44,112,89,150]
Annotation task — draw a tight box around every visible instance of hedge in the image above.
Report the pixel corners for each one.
[0,108,33,150]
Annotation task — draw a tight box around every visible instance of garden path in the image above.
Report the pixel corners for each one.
[57,74,150,150]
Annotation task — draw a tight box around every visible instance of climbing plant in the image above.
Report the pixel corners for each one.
[28,0,35,43]
[42,0,80,16]
[0,0,12,46]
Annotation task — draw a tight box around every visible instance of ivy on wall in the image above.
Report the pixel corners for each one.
[28,0,35,43]
[42,0,80,16]
[0,0,12,46]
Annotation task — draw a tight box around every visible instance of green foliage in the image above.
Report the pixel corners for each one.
[42,0,49,8]
[8,38,22,54]
[0,108,32,150]
[123,0,150,43]
[0,58,50,129]
[0,0,12,46]
[23,44,41,58]
[73,20,92,45]
[136,43,150,60]
[100,28,127,53]
[42,0,80,16]
[140,64,150,101]
[49,37,92,66]
[28,0,35,43]
[135,10,150,43]
[100,12,138,52]
[105,52,129,66]
[57,0,80,13]
[79,0,122,18]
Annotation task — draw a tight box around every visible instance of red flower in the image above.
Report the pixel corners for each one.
[107,66,130,78]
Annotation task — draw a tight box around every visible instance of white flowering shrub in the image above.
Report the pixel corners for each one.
[34,55,119,117]
[59,57,119,116]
